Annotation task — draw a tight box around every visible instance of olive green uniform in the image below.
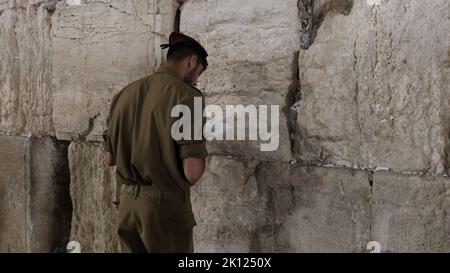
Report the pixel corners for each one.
[102,65,207,253]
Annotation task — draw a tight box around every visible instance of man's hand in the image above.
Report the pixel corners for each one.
[183,157,206,185]
[105,151,116,167]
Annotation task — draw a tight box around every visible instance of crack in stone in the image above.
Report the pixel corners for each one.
[371,6,380,77]
[368,170,374,242]
[353,23,363,149]
[286,50,301,155]
[173,0,182,32]
[42,0,59,12]
[206,151,449,178]
[298,0,354,49]
[54,30,153,45]
[129,0,138,17]
[290,158,449,178]
[96,0,157,29]
[76,112,100,142]
[298,0,314,49]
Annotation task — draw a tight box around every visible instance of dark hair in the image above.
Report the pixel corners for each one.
[167,43,208,71]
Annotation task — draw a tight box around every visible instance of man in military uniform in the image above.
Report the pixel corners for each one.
[102,32,209,253]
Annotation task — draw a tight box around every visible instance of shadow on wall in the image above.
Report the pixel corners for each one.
[30,137,73,253]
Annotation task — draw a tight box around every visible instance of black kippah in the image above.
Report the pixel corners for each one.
[160,43,170,49]
[161,42,208,69]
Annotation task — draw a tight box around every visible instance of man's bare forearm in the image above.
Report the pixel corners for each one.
[183,157,206,185]
[105,151,116,166]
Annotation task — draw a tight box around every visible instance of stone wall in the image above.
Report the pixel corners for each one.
[0,135,71,252]
[0,0,449,252]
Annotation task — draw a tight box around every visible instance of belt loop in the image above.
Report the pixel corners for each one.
[132,185,139,199]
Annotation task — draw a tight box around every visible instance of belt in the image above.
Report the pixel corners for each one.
[121,184,189,203]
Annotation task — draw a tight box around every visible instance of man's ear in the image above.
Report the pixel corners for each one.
[188,54,198,68]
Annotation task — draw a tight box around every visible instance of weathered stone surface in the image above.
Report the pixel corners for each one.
[68,141,119,252]
[0,136,30,252]
[202,98,292,162]
[295,0,450,175]
[0,135,71,252]
[256,162,372,252]
[191,156,272,252]
[0,3,54,136]
[52,0,179,141]
[371,172,450,252]
[195,156,450,253]
[180,0,301,161]
[193,156,372,252]
[1,0,449,254]
[0,0,39,11]
[29,136,72,252]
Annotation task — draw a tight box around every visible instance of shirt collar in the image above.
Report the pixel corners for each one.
[155,65,181,80]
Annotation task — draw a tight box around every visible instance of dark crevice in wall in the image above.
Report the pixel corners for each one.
[442,86,450,176]
[173,0,183,32]
[299,0,353,49]
[445,98,450,175]
[447,130,450,176]
[285,51,301,154]
[368,170,374,241]
[445,131,450,176]
[76,113,100,142]
[298,0,314,49]
[51,138,73,253]
[42,0,61,13]
[29,136,72,253]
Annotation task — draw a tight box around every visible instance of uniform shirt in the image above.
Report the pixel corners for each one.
[102,65,208,191]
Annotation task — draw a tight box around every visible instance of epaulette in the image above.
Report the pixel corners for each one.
[190,85,206,97]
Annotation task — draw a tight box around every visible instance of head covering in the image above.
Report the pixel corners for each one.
[160,32,208,69]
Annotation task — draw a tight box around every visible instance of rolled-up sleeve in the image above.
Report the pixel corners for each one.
[173,89,208,159]
[178,141,208,159]
[102,128,111,152]
[102,97,116,154]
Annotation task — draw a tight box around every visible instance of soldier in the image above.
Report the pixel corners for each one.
[102,32,209,253]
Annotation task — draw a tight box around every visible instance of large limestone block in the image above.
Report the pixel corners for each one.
[68,141,119,252]
[0,135,71,252]
[180,0,301,161]
[0,3,53,135]
[193,157,371,252]
[295,0,450,175]
[256,163,372,252]
[52,0,179,141]
[191,156,273,252]
[181,0,300,99]
[371,172,450,252]
[195,156,449,252]
[203,94,292,161]
[0,136,30,252]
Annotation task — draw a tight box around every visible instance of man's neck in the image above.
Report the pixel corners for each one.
[164,63,184,80]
